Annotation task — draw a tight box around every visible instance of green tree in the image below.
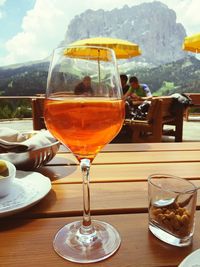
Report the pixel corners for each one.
[154,81,174,96]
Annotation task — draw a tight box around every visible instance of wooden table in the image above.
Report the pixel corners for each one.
[1,142,200,266]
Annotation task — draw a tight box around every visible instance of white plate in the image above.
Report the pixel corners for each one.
[178,249,200,267]
[0,170,51,217]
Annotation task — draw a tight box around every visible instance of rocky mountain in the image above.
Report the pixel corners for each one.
[1,1,198,98]
[63,1,186,65]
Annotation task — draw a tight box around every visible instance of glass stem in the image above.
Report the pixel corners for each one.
[80,159,92,229]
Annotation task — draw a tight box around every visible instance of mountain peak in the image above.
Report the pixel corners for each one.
[63,1,186,65]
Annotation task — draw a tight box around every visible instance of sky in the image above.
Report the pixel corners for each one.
[0,0,200,67]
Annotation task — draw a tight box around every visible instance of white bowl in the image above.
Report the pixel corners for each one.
[0,160,16,198]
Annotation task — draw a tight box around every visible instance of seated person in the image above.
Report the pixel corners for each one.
[120,74,129,94]
[74,76,94,96]
[123,76,152,100]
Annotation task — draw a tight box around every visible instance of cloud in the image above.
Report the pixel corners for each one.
[1,0,200,66]
[180,0,200,34]
[1,0,70,65]
[0,0,6,18]
[0,0,6,5]
[156,0,200,35]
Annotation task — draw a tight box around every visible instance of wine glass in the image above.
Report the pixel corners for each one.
[44,45,125,263]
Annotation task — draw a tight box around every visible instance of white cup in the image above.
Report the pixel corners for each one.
[0,160,16,198]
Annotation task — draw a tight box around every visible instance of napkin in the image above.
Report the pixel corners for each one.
[0,128,57,153]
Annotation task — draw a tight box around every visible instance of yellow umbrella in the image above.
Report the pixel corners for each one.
[64,45,113,61]
[63,45,116,84]
[64,37,141,86]
[182,33,200,53]
[67,37,142,59]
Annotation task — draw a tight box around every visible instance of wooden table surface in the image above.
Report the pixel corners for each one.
[1,142,200,266]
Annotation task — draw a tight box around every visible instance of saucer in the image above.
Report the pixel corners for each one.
[178,248,200,266]
[0,170,51,217]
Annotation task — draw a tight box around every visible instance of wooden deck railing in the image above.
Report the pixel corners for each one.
[0,95,44,130]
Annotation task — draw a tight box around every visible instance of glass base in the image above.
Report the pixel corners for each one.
[53,220,121,263]
[149,223,193,247]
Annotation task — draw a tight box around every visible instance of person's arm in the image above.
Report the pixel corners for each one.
[123,87,132,100]
[142,84,152,98]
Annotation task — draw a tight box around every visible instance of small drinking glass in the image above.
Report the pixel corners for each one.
[148,174,197,247]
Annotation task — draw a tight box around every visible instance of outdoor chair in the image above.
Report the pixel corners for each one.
[31,97,46,130]
[124,98,163,142]
[184,93,200,121]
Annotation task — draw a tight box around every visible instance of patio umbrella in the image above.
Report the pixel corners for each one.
[63,45,116,84]
[64,38,141,88]
[68,37,142,59]
[63,44,120,91]
[64,45,114,61]
[182,33,200,53]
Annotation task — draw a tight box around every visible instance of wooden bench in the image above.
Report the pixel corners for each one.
[184,93,200,121]
[161,96,184,142]
[124,97,184,142]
